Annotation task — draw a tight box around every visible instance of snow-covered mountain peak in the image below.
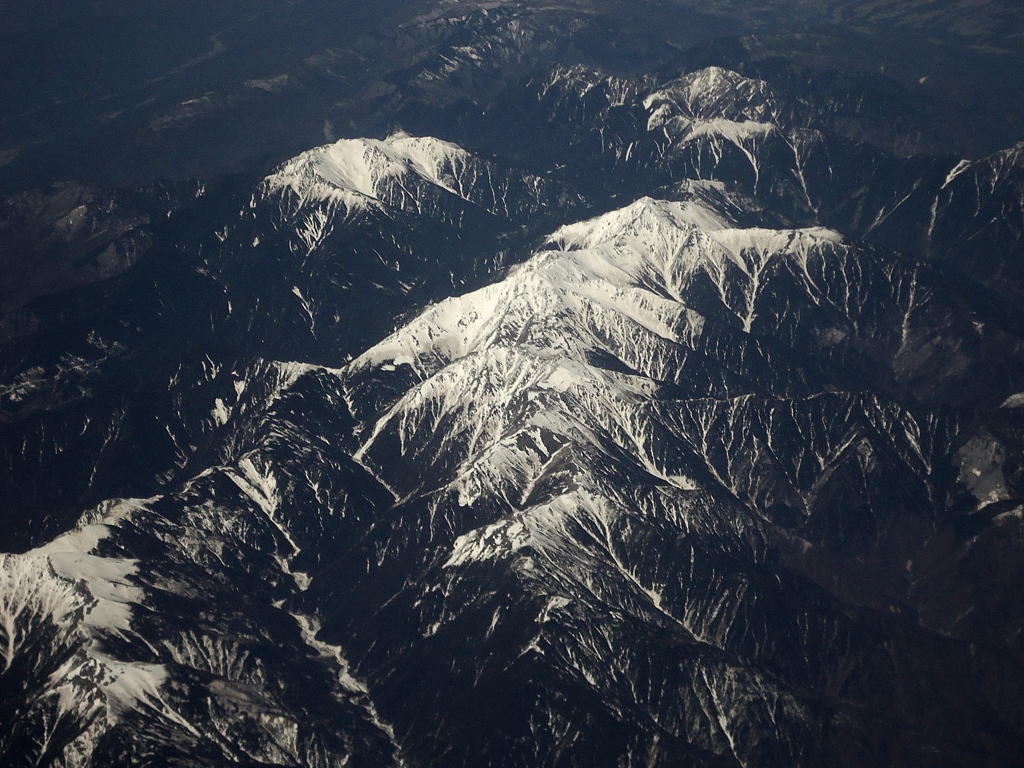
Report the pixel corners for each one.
[346,198,724,375]
[645,66,790,125]
[259,130,577,228]
[549,197,733,251]
[643,66,809,152]
[342,194,853,437]
[262,133,474,208]
[547,197,843,280]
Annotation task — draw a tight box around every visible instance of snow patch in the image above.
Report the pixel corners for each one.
[211,397,230,426]
[942,159,972,189]
[33,498,148,634]
[1000,391,1024,409]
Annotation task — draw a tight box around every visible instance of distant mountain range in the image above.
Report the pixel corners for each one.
[2,2,1023,766]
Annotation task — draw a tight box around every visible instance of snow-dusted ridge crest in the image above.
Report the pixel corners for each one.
[0,498,178,760]
[347,195,845,381]
[644,66,800,129]
[262,131,553,215]
[337,194,866,519]
[264,133,465,206]
[258,130,582,237]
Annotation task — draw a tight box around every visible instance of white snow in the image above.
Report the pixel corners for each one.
[1000,391,1024,409]
[6,498,199,736]
[644,67,781,126]
[0,553,83,672]
[550,197,732,251]
[313,140,393,198]
[262,132,477,209]
[445,506,544,568]
[32,498,148,634]
[292,613,366,694]
[942,159,972,189]
[342,193,851,523]
[211,397,230,426]
[99,660,172,719]
[44,554,140,632]
[229,456,279,516]
[681,118,774,143]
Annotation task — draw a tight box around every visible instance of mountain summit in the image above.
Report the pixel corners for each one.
[1,19,1023,765]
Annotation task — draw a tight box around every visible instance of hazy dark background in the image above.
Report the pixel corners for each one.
[0,0,1022,193]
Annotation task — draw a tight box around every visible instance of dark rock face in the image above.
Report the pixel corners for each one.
[2,3,1024,767]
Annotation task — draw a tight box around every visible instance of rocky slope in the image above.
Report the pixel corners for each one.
[1,56,1023,767]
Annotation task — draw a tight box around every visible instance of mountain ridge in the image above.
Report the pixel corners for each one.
[1,53,1023,766]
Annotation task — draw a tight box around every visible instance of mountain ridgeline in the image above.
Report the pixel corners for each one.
[1,47,1023,768]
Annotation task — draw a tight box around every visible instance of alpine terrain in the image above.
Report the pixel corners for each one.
[1,2,1024,767]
